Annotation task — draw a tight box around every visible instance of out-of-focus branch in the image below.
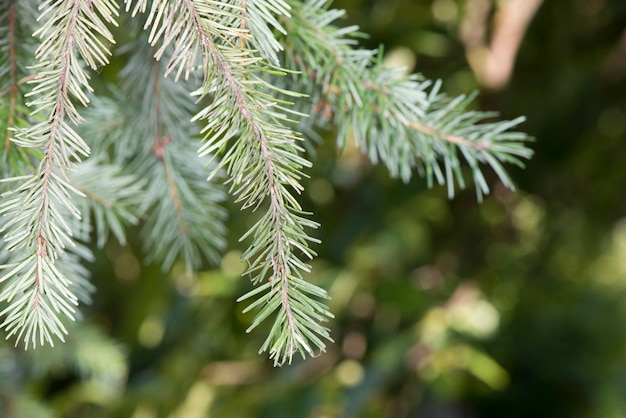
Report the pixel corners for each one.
[461,0,543,90]
[603,29,626,82]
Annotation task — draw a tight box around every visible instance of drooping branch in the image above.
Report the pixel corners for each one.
[0,0,118,348]
[136,0,332,365]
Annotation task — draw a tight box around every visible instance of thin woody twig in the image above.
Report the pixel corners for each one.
[405,120,484,150]
[293,53,488,151]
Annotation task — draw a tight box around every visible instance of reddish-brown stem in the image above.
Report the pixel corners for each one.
[290,51,487,151]
[30,4,82,314]
[406,120,478,149]
[240,0,247,49]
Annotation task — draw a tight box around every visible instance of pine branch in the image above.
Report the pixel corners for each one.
[0,0,118,348]
[81,37,227,274]
[281,0,533,200]
[134,142,228,274]
[136,0,332,365]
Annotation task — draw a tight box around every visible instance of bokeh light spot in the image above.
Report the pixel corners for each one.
[342,332,367,359]
[138,315,165,348]
[114,252,141,281]
[335,360,365,387]
[432,0,458,23]
[221,250,246,277]
[308,178,335,206]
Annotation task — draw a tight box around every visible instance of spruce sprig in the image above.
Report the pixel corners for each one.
[0,0,118,348]
[282,0,533,199]
[81,37,228,274]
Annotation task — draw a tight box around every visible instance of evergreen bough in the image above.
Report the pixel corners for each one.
[0,0,533,366]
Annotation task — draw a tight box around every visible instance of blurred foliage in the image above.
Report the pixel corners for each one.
[2,0,626,417]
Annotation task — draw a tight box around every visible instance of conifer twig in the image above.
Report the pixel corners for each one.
[0,0,118,348]
[281,0,532,199]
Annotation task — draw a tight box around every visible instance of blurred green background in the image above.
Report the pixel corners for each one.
[3,0,626,417]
